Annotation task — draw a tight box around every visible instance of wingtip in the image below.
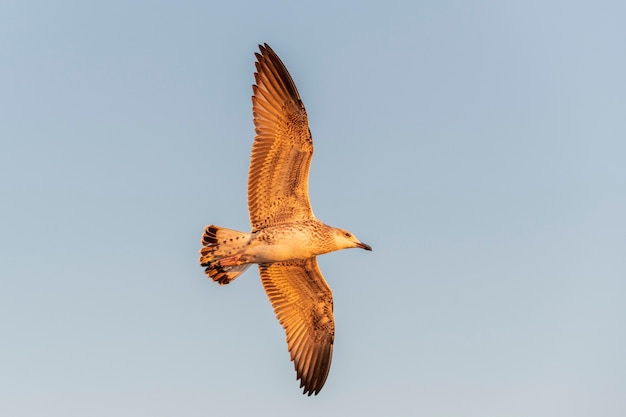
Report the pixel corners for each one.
[303,388,318,397]
[301,383,322,396]
[258,43,272,54]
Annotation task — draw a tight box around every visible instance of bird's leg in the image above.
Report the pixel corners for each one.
[218,254,245,267]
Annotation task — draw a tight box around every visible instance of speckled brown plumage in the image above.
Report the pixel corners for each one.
[259,258,334,395]
[199,44,371,396]
[249,44,315,231]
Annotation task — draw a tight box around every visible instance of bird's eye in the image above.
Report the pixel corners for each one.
[344,232,351,238]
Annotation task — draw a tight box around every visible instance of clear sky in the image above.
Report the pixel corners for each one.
[2,1,625,416]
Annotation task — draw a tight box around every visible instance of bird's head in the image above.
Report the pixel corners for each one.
[333,228,372,251]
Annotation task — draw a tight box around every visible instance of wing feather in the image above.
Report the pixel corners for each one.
[258,258,334,396]
[248,44,315,231]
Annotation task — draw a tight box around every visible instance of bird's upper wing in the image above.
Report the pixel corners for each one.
[248,43,315,231]
[258,257,334,396]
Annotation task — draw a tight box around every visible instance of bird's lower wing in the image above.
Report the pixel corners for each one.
[258,257,334,396]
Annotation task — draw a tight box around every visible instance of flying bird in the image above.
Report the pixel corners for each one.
[199,43,372,396]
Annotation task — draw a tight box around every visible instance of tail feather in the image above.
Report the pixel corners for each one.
[204,263,252,285]
[199,225,252,285]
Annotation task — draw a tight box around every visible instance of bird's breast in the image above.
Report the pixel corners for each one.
[244,223,329,263]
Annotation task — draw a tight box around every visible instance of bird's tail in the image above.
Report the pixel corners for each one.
[199,225,252,285]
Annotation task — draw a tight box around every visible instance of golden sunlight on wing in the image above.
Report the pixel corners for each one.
[248,44,315,231]
[258,257,334,396]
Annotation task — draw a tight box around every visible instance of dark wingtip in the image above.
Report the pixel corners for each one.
[302,387,321,397]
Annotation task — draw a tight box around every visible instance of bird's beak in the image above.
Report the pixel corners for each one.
[357,242,372,251]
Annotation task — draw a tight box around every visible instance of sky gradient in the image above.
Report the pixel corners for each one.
[2,1,625,416]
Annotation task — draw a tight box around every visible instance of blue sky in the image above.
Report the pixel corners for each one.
[1,1,625,416]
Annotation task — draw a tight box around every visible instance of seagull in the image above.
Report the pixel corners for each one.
[199,43,372,396]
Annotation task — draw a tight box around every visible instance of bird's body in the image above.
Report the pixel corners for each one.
[201,220,362,267]
[199,44,371,396]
